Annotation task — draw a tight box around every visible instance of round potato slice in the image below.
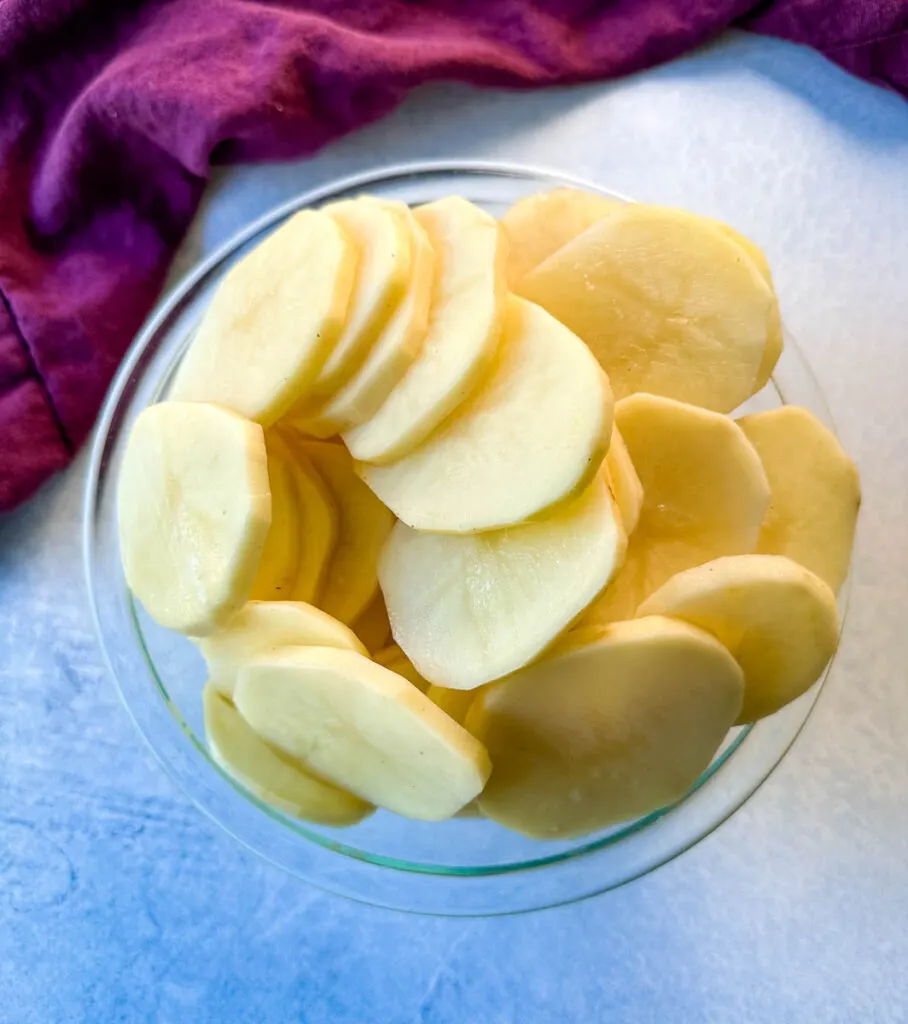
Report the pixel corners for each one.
[234,646,491,820]
[344,196,507,464]
[738,406,860,593]
[579,394,769,627]
[311,197,412,396]
[501,187,620,287]
[638,554,840,723]
[170,210,356,426]
[203,683,372,826]
[303,442,395,625]
[117,402,271,636]
[380,473,626,690]
[467,616,744,839]
[250,432,301,601]
[604,426,643,537]
[197,600,365,699]
[360,296,613,533]
[293,206,435,437]
[516,204,776,412]
[352,592,392,654]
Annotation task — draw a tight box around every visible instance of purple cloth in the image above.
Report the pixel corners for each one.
[1,0,905,510]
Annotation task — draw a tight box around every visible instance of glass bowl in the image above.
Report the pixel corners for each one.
[84,161,847,916]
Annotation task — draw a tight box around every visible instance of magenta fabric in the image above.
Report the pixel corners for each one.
[0,1,905,510]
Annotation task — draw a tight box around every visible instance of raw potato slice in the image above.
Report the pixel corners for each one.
[738,406,860,593]
[118,402,270,636]
[344,197,507,464]
[426,685,476,727]
[311,198,412,396]
[580,394,769,626]
[372,645,430,692]
[360,296,613,533]
[293,207,435,436]
[203,684,371,826]
[467,616,744,839]
[604,426,643,537]
[638,555,839,723]
[250,433,301,601]
[281,444,339,604]
[501,187,620,286]
[170,210,356,425]
[516,204,776,412]
[197,600,365,698]
[352,593,392,654]
[379,473,626,690]
[234,646,492,820]
[303,442,395,624]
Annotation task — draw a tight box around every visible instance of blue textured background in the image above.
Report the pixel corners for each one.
[2,33,908,1023]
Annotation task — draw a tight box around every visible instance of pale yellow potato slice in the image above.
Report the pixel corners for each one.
[303,442,395,624]
[117,402,270,636]
[292,206,435,437]
[203,683,371,826]
[516,204,776,412]
[344,197,507,464]
[250,432,301,601]
[372,645,430,692]
[197,600,365,698]
[360,296,613,533]
[379,473,626,690]
[426,685,476,727]
[170,210,356,425]
[579,394,769,627]
[352,592,392,654]
[604,426,643,537]
[311,198,412,396]
[234,646,491,820]
[501,187,620,286]
[638,554,839,723]
[738,406,860,593]
[467,616,743,839]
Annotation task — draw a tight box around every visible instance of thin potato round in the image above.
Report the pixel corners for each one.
[250,432,301,601]
[604,426,643,537]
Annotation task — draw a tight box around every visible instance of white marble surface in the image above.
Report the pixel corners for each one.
[2,30,908,1023]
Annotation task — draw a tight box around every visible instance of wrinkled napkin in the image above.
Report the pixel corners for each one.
[1,0,905,510]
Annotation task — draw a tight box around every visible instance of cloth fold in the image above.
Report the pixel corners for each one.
[0,0,905,510]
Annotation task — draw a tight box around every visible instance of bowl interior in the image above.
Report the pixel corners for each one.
[85,163,844,914]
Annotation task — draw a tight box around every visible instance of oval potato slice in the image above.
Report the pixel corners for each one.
[638,554,840,724]
[604,426,643,537]
[737,406,860,593]
[281,442,339,604]
[250,432,301,601]
[360,296,613,533]
[303,442,395,625]
[203,683,372,826]
[380,473,626,690]
[344,196,507,464]
[234,646,491,820]
[467,616,744,839]
[170,210,357,425]
[197,600,365,698]
[117,402,271,636]
[516,204,776,412]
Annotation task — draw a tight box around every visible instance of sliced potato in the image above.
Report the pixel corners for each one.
[344,197,507,464]
[360,296,613,533]
[293,206,435,436]
[426,685,476,727]
[117,402,270,635]
[372,644,430,692]
[467,616,744,839]
[170,210,356,425]
[250,432,301,601]
[604,426,643,537]
[501,187,620,286]
[303,442,395,624]
[311,197,412,396]
[203,683,371,826]
[234,646,491,820]
[380,473,626,690]
[738,406,860,592]
[638,554,840,723]
[281,443,339,604]
[580,394,769,626]
[197,600,365,698]
[517,204,776,412]
[352,592,392,654]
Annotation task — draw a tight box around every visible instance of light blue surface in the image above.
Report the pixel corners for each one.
[2,32,908,1023]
